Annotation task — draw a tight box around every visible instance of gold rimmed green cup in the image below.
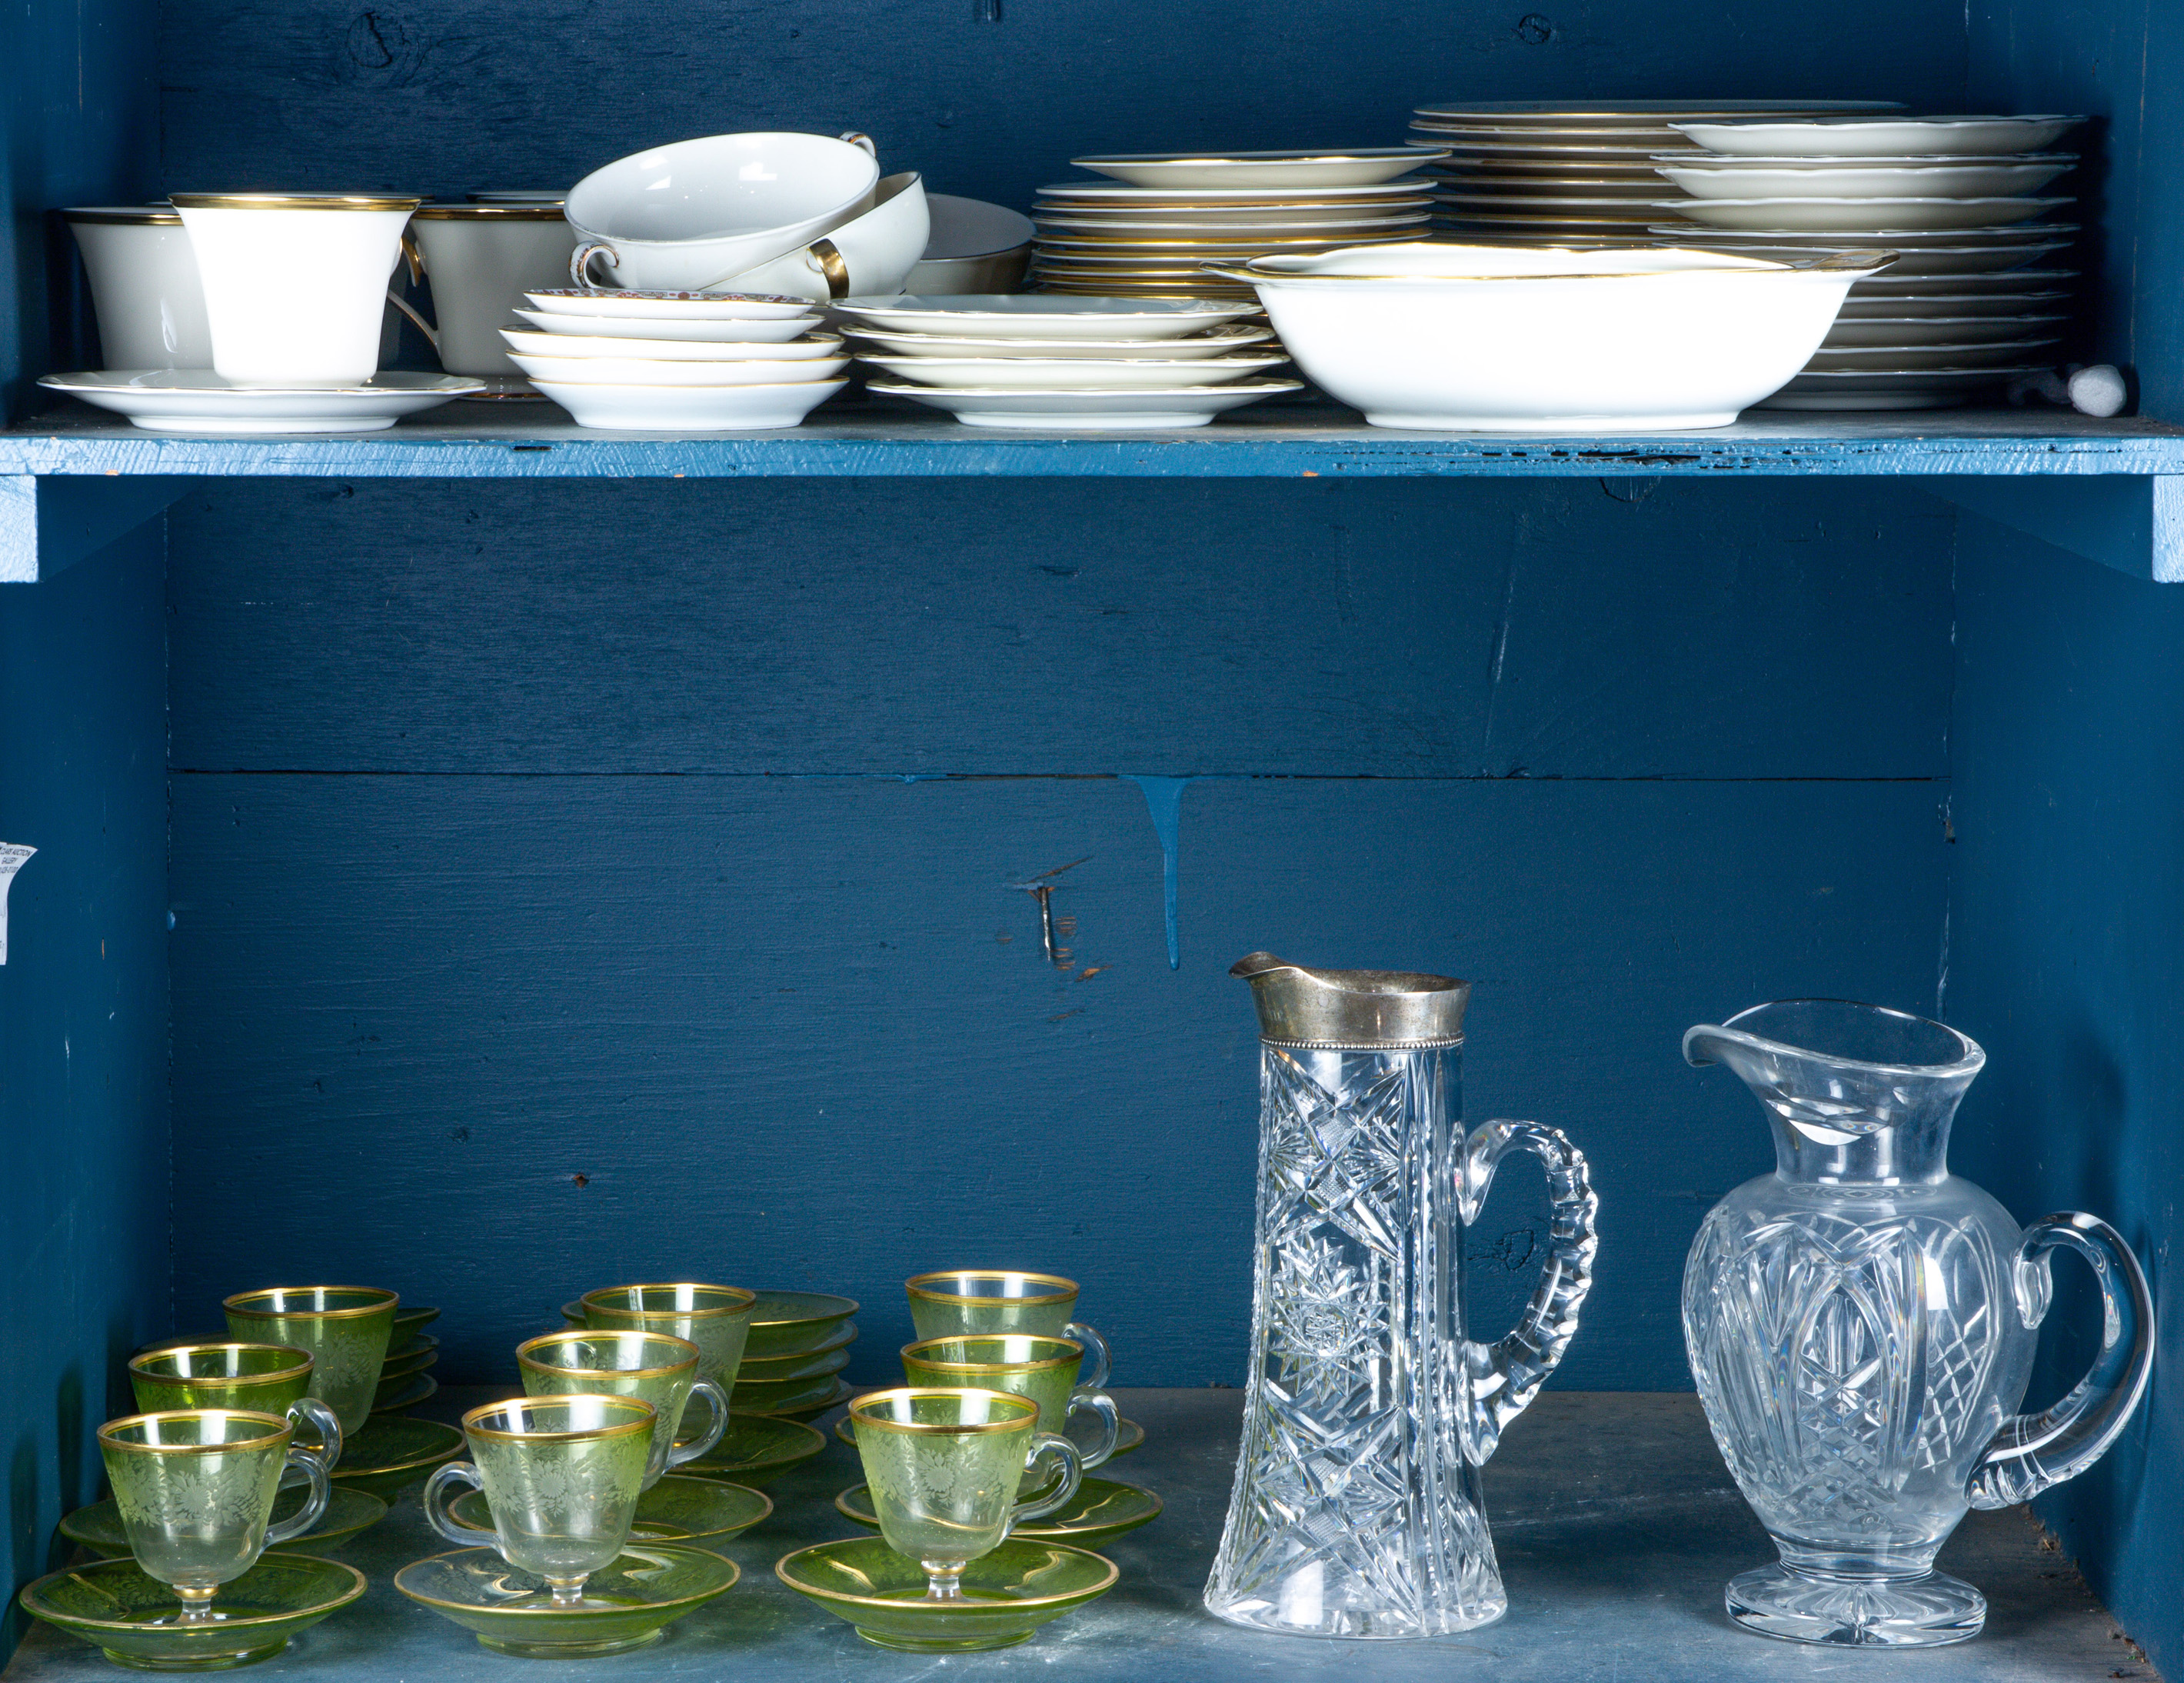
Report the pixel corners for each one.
[849,1388,1083,1602]
[517,1330,728,1490]
[901,1335,1119,1470]
[581,1284,754,1392]
[424,1395,656,1608]
[224,1287,398,1438]
[904,1272,1110,1383]
[99,1409,334,1624]
[129,1342,344,1471]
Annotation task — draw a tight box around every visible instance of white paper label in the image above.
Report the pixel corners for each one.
[0,845,35,964]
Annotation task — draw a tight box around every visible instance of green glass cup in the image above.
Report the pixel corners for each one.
[225,1287,398,1438]
[904,1273,1111,1384]
[99,1409,333,1622]
[581,1284,754,1393]
[129,1342,345,1471]
[849,1388,1082,1601]
[424,1395,655,1607]
[901,1335,1120,1469]
[517,1330,729,1489]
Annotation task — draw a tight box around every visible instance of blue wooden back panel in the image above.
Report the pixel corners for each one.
[0,533,171,1645]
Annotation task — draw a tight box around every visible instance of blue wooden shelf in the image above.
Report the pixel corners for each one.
[6,401,2183,582]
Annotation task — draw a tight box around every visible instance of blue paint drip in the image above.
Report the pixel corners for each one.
[1127,777,1190,971]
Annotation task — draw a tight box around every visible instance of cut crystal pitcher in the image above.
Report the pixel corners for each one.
[1683,1000,2156,1648]
[1204,954,1600,1639]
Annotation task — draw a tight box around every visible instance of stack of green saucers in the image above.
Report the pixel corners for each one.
[371,1305,441,1415]
[728,1291,861,1419]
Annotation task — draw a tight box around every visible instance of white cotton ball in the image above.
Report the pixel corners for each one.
[2069,365,2128,418]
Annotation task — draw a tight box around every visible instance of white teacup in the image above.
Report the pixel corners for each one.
[722,172,929,302]
[567,131,880,293]
[65,207,215,369]
[407,204,578,378]
[172,192,421,384]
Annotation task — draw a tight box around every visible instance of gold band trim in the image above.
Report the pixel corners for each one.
[517,1330,698,1381]
[901,1335,1082,1374]
[846,1387,1039,1435]
[411,203,568,220]
[64,207,181,226]
[169,193,421,212]
[461,1395,657,1443]
[100,1409,292,1456]
[905,1270,1079,1308]
[129,1343,315,1385]
[226,1286,398,1320]
[581,1284,755,1320]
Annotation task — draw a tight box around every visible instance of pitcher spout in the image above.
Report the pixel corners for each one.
[1231,952,1470,1049]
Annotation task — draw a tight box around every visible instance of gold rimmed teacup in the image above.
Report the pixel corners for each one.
[225,1288,398,1438]
[904,1273,1111,1382]
[581,1284,755,1391]
[901,1335,1119,1468]
[129,1342,343,1470]
[517,1330,727,1489]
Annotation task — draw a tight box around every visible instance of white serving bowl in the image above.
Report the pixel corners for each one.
[508,351,848,385]
[512,308,822,343]
[834,295,1258,338]
[501,328,844,362]
[721,172,930,302]
[858,352,1288,389]
[531,376,847,430]
[839,322,1274,358]
[1216,242,1889,431]
[565,132,881,292]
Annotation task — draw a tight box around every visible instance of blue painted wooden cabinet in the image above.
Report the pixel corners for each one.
[2,0,2181,1671]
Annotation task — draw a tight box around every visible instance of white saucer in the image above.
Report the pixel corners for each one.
[1823,313,2069,347]
[523,289,812,322]
[530,376,846,431]
[867,377,1301,429]
[39,370,482,432]
[834,295,1257,339]
[839,322,1274,358]
[1657,195,2070,232]
[1070,149,1448,190]
[1673,115,2085,158]
[858,352,1289,390]
[1658,160,2074,200]
[511,308,821,344]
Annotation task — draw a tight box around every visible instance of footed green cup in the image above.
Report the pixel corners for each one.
[225,1287,398,1438]
[518,1330,728,1488]
[130,1342,343,1470]
[901,1335,1120,1469]
[581,1284,754,1393]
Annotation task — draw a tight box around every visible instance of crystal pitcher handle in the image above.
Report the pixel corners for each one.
[1454,1118,1600,1464]
[1966,1211,2155,1509]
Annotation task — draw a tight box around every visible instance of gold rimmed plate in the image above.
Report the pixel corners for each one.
[396,1545,737,1658]
[834,1476,1162,1548]
[331,1414,462,1499]
[62,1485,390,1560]
[776,1536,1117,1652]
[679,1411,827,1485]
[371,1370,438,1414]
[451,1474,770,1549]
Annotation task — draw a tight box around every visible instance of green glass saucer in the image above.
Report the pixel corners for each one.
[370,1371,438,1414]
[450,1475,771,1549]
[776,1536,1116,1652]
[678,1413,825,1488]
[735,1324,857,1378]
[395,1545,737,1657]
[389,1306,440,1355]
[728,1368,841,1415]
[331,1415,461,1500]
[834,1476,1162,1549]
[837,1412,1144,1458]
[742,1291,858,1359]
[62,1487,389,1561]
[765,1378,855,1421]
[22,1552,366,1670]
[380,1335,438,1379]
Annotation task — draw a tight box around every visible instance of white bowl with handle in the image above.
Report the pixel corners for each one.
[1209,242,1891,431]
[716,172,930,302]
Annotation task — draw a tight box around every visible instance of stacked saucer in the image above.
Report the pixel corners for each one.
[504,289,847,430]
[729,1291,864,1418]
[372,1305,441,1415]
[1407,101,1904,244]
[1647,113,2087,407]
[840,295,1299,428]
[1032,149,1439,300]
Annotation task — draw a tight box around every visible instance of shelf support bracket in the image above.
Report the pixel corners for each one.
[1,475,188,583]
[1936,474,2184,584]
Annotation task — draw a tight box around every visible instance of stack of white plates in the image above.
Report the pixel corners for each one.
[1405,101,1905,244]
[503,289,847,429]
[1030,151,1440,299]
[1646,114,2088,408]
[837,295,1303,428]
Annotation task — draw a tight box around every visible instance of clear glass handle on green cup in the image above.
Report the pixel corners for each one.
[1011,1431,1083,1527]
[265,1438,333,1545]
[1063,1321,1110,1388]
[424,1461,503,1551]
[285,1396,344,1473]
[1066,1386,1120,1468]
[662,1379,728,1474]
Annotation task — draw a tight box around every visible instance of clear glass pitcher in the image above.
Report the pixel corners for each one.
[1683,1000,2156,1648]
[1204,954,1600,1639]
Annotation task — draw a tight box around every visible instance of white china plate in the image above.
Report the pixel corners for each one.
[1034,179,1437,204]
[1657,196,2070,232]
[1674,115,2085,158]
[1823,313,2069,347]
[1806,338,2062,370]
[1034,242,1407,265]
[1849,267,2076,292]
[1032,203,1432,228]
[524,289,814,322]
[1646,231,2072,275]
[1443,176,1669,198]
[1758,364,2045,409]
[858,352,1288,390]
[1839,292,2073,318]
[1439,194,1661,216]
[500,328,844,362]
[1415,100,1905,122]
[1034,214,1430,237]
[840,323,1273,358]
[834,295,1257,338]
[1416,135,1701,158]
[39,370,481,433]
[1656,222,2075,247]
[531,377,847,431]
[1070,149,1446,189]
[867,377,1302,428]
[1658,161,2073,199]
[511,308,822,344]
[509,352,849,386]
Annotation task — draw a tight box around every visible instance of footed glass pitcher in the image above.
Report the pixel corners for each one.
[1204,954,1600,1639]
[1683,1000,2156,1648]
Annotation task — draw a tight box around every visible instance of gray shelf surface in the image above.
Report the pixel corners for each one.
[7,1387,2155,1683]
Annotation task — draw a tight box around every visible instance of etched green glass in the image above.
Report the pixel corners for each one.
[99,1410,333,1621]
[224,1287,398,1437]
[901,1335,1120,1468]
[518,1330,727,1488]
[850,1388,1081,1600]
[131,1342,344,1471]
[581,1283,754,1392]
[424,1395,654,1606]
[904,1274,1111,1385]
